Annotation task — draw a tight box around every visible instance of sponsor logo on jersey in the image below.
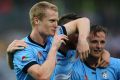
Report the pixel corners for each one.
[22,56,29,61]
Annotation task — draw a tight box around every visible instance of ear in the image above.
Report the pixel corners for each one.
[33,17,39,24]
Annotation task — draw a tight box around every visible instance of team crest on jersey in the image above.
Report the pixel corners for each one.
[101,71,108,79]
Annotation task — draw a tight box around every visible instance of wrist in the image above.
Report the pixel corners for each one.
[51,44,59,51]
[78,38,87,43]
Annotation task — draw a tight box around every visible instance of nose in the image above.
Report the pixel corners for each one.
[96,42,102,49]
[53,22,58,29]
[54,21,58,27]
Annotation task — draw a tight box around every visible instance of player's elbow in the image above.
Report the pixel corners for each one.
[84,17,90,22]
[77,17,90,31]
[80,17,90,23]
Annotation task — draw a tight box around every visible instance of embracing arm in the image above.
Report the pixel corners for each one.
[6,40,27,69]
[97,49,110,67]
[63,17,90,59]
[64,17,90,39]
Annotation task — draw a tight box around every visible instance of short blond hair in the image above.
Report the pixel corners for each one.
[29,1,58,26]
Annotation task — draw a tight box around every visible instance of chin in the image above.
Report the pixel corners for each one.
[90,51,100,58]
[93,53,102,58]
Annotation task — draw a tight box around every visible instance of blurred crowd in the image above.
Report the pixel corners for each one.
[0,0,120,80]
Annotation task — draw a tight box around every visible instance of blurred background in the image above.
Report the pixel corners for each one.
[0,0,120,79]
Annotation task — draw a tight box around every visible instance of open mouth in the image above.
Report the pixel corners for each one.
[94,50,102,53]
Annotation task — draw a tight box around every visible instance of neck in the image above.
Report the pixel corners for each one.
[85,54,100,68]
[30,29,47,46]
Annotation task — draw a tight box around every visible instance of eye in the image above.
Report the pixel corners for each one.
[101,40,105,44]
[49,19,57,23]
[50,20,55,22]
[91,40,97,43]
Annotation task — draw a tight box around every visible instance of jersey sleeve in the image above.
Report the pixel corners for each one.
[13,47,38,73]
[57,26,67,35]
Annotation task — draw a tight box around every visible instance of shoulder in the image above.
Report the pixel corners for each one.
[110,57,120,64]
[109,57,120,68]
[73,58,83,70]
[13,47,34,61]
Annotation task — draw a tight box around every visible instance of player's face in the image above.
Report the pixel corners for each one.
[38,9,58,36]
[88,31,106,58]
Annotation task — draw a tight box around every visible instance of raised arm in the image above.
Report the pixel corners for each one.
[64,17,90,59]
[26,34,68,80]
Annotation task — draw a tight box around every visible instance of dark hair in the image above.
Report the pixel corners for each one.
[90,25,107,35]
[58,13,80,56]
[58,13,81,25]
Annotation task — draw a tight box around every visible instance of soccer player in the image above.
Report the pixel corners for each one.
[71,25,120,80]
[52,13,110,80]
[7,1,90,80]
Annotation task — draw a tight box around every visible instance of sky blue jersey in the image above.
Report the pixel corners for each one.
[71,57,120,80]
[51,50,76,80]
[13,26,66,80]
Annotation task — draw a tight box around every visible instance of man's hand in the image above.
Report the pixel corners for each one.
[77,39,90,61]
[97,49,110,67]
[6,40,27,69]
[7,40,27,54]
[52,34,68,50]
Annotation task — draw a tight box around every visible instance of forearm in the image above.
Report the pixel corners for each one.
[29,46,57,80]
[77,17,90,41]
[64,17,90,38]
[75,18,90,60]
[40,46,57,78]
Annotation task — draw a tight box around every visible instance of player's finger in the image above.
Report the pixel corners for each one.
[82,52,85,60]
[15,40,27,47]
[61,40,66,45]
[10,46,25,53]
[60,35,69,41]
[79,52,83,61]
[100,59,109,67]
[15,43,27,48]
[99,59,105,67]
[13,40,27,47]
[83,51,88,60]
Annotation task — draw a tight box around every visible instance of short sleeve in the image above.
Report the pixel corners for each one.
[13,48,37,73]
[57,26,67,35]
